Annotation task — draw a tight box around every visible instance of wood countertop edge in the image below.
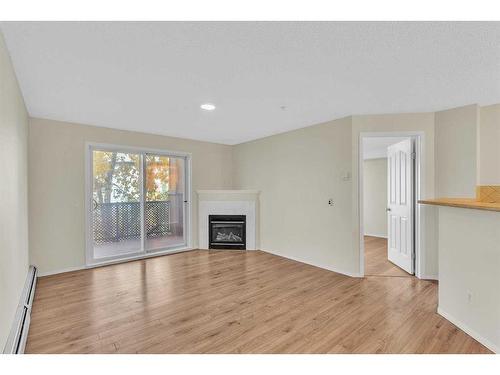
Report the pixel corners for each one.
[418,198,500,212]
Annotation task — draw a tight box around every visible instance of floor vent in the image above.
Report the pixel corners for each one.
[3,265,38,354]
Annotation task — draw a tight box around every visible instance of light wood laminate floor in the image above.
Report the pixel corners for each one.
[26,250,490,353]
[364,236,412,277]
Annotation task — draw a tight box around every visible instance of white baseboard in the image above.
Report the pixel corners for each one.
[37,265,86,277]
[419,274,438,281]
[260,249,362,278]
[364,233,388,239]
[437,307,499,354]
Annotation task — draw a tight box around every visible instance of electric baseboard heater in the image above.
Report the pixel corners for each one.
[3,265,38,354]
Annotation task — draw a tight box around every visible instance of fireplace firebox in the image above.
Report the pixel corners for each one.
[208,215,246,250]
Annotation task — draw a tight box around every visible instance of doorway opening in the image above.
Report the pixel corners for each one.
[360,134,422,278]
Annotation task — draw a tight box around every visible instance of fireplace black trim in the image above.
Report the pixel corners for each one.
[208,215,246,250]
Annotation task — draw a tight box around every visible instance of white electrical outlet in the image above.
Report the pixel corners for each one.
[467,291,473,303]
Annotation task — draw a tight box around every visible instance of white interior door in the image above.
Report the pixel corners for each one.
[387,139,414,274]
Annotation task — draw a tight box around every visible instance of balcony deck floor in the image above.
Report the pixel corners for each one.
[94,235,185,259]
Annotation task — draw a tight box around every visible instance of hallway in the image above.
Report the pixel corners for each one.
[364,236,412,277]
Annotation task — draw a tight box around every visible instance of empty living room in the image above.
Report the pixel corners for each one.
[1,1,500,372]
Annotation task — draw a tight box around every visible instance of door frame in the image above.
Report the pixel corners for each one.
[84,142,193,267]
[358,132,424,278]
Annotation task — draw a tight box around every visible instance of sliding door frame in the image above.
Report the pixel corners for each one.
[84,142,192,267]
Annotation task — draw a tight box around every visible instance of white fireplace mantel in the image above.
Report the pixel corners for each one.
[197,190,260,250]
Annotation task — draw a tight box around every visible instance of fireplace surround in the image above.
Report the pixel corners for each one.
[197,190,259,250]
[209,215,246,249]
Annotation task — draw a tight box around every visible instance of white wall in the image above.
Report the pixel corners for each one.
[28,118,233,275]
[438,207,500,353]
[363,158,387,238]
[0,32,30,350]
[233,117,355,275]
[435,104,479,197]
[479,103,500,185]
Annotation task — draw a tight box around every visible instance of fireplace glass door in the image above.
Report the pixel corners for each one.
[209,215,246,249]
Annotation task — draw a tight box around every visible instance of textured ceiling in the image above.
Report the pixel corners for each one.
[2,22,500,145]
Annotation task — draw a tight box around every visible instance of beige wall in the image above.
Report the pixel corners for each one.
[28,118,233,275]
[479,103,500,185]
[438,207,500,353]
[435,104,479,198]
[29,104,491,280]
[233,112,439,278]
[233,117,355,275]
[352,113,438,278]
[0,32,29,350]
[363,158,387,238]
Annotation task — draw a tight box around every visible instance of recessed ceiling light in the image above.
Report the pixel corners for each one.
[200,103,216,111]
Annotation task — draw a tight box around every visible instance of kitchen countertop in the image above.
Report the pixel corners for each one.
[418,198,500,212]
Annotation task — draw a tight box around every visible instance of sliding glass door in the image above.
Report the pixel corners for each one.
[144,154,186,251]
[92,150,142,259]
[87,145,189,265]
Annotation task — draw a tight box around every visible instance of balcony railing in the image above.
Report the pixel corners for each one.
[93,200,173,244]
